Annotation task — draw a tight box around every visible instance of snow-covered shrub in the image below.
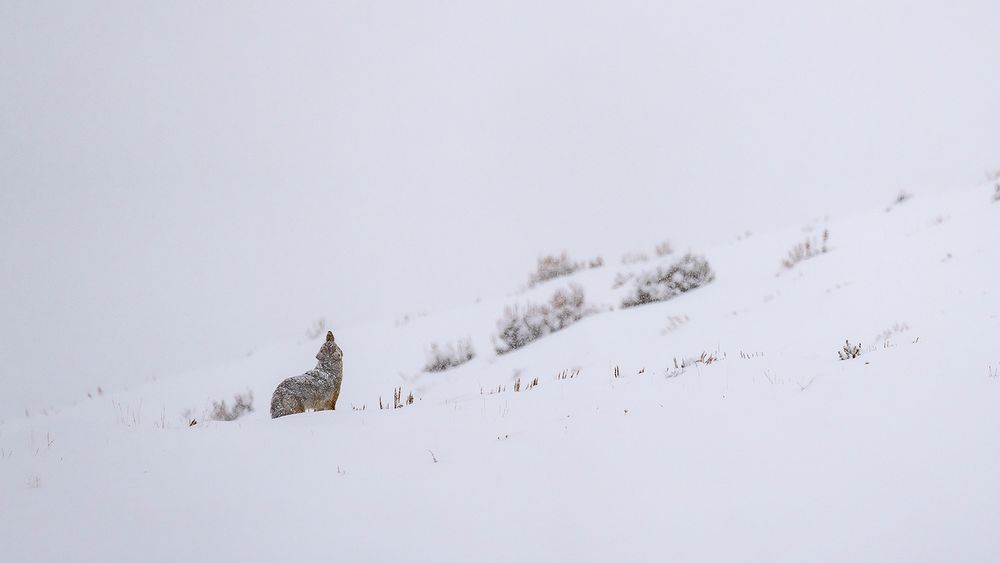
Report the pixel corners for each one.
[661,314,689,335]
[838,340,861,360]
[621,251,649,264]
[654,240,673,257]
[612,271,634,289]
[529,252,582,286]
[782,230,829,270]
[209,390,254,421]
[993,184,1000,202]
[885,191,912,212]
[423,338,476,372]
[621,253,715,308]
[494,284,594,354]
[547,284,588,330]
[872,322,910,345]
[493,303,550,354]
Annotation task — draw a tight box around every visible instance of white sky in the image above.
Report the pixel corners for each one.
[2,0,999,418]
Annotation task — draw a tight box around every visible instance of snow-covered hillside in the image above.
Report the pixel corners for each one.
[2,183,999,562]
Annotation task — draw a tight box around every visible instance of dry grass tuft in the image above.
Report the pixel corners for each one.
[885,190,912,212]
[661,315,690,335]
[664,367,685,379]
[112,400,143,427]
[512,376,540,392]
[380,387,416,410]
[673,351,723,368]
[481,384,507,395]
[555,369,580,380]
[782,230,830,270]
[838,340,862,360]
[873,323,910,345]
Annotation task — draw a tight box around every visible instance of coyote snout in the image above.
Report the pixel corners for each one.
[270,331,344,418]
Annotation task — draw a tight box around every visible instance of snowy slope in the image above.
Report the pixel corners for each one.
[1,183,999,562]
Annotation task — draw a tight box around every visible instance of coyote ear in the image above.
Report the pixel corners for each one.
[326,331,335,342]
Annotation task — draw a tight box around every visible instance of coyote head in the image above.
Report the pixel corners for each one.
[316,330,344,364]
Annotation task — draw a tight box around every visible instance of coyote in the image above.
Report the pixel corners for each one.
[270,331,344,418]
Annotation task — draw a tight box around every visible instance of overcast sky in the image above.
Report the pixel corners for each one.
[2,0,999,418]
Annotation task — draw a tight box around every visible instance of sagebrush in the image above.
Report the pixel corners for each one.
[654,240,673,257]
[424,338,476,372]
[530,252,579,285]
[210,390,254,421]
[621,253,715,308]
[494,284,594,354]
[621,252,649,264]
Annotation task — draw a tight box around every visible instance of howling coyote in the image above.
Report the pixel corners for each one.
[270,331,344,418]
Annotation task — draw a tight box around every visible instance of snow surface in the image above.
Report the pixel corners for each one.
[5,0,1000,422]
[2,183,999,561]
